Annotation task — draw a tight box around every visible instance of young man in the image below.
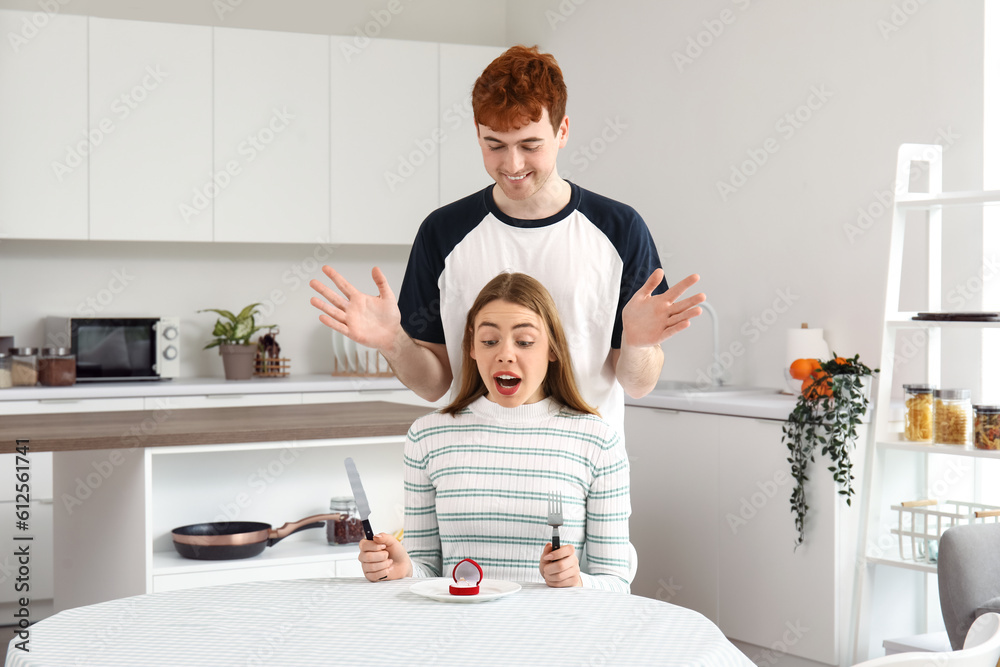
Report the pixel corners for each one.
[310,45,704,434]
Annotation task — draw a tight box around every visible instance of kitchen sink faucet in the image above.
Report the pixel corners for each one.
[701,302,724,387]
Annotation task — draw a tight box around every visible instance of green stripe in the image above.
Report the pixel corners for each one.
[435,488,583,504]
[586,511,630,521]
[403,481,434,492]
[406,506,437,516]
[409,423,611,449]
[439,534,546,546]
[438,512,584,527]
[405,528,439,538]
[583,535,630,544]
[430,466,585,487]
[586,554,630,567]
[426,443,592,467]
[589,487,629,500]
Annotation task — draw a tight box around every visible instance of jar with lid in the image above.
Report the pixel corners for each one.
[327,496,364,544]
[38,347,76,387]
[10,347,38,387]
[934,389,972,445]
[0,352,11,389]
[974,405,1000,450]
[903,384,934,442]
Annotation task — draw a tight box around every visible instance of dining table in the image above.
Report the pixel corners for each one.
[5,577,754,666]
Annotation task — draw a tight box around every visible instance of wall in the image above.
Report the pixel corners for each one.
[0,0,506,377]
[505,0,986,394]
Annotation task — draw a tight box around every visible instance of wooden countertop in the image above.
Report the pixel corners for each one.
[0,401,435,453]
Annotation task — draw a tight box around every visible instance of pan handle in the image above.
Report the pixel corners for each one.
[267,513,345,547]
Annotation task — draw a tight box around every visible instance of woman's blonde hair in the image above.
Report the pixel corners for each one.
[442,272,597,416]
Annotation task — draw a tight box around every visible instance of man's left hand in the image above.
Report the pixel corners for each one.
[621,269,705,348]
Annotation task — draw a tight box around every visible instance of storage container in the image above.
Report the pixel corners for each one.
[903,384,934,442]
[933,388,972,445]
[326,496,363,544]
[10,347,38,387]
[38,347,76,386]
[973,405,1000,450]
[0,352,11,389]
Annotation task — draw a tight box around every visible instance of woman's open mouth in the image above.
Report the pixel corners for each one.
[493,373,522,396]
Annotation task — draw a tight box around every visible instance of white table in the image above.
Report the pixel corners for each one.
[5,578,754,666]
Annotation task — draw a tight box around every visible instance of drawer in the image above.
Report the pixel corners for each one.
[151,557,347,593]
[0,397,144,415]
[143,393,302,410]
[0,452,52,500]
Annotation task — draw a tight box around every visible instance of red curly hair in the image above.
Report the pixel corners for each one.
[472,45,567,134]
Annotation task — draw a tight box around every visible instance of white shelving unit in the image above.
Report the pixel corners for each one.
[851,144,1000,662]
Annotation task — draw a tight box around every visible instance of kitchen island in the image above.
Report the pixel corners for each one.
[1,401,433,612]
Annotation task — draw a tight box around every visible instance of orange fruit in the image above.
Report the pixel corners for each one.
[834,356,847,365]
[802,371,832,399]
[790,358,819,381]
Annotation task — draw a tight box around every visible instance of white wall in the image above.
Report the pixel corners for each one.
[506,0,985,392]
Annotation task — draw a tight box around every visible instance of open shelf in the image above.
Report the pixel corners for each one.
[865,554,937,574]
[152,539,360,575]
[895,190,1000,209]
[876,440,1000,460]
[886,315,1000,330]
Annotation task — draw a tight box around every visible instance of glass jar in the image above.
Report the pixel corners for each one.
[973,405,1000,451]
[327,496,363,544]
[10,347,38,387]
[903,384,934,442]
[38,347,76,387]
[0,352,11,389]
[933,389,972,445]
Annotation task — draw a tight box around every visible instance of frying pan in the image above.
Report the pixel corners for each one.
[171,513,344,560]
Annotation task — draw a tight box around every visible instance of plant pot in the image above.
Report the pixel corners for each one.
[219,344,256,381]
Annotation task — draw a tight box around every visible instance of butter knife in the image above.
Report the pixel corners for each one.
[344,457,375,540]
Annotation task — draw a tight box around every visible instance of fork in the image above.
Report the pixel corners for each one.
[547,491,563,550]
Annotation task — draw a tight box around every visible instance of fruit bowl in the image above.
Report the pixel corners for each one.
[783,368,803,395]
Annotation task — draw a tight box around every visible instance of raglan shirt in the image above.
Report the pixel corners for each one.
[397,182,667,436]
[403,396,632,592]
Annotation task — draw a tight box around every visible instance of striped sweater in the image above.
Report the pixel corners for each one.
[403,396,631,592]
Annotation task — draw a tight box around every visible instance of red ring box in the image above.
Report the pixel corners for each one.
[449,558,483,595]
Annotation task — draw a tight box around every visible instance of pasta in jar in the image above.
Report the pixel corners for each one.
[903,384,934,442]
[934,389,972,446]
[974,405,1000,450]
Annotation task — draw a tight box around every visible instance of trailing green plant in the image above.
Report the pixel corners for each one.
[783,353,878,549]
[198,303,275,349]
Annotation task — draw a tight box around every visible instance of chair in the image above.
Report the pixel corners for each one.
[852,613,1000,666]
[939,523,1000,650]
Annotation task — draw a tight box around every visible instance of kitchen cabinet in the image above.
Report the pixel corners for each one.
[88,18,213,242]
[627,407,720,621]
[625,405,861,666]
[213,27,330,244]
[438,44,505,205]
[0,10,88,240]
[329,37,439,245]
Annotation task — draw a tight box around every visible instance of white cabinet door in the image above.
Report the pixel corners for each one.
[88,18,212,241]
[438,44,503,206]
[0,500,53,603]
[0,11,87,240]
[330,37,438,245]
[717,416,843,665]
[213,27,330,244]
[625,407,719,622]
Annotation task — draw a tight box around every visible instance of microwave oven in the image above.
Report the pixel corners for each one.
[44,316,180,382]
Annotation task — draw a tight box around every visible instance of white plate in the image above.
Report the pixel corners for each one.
[343,336,358,372]
[409,578,521,603]
[331,330,348,371]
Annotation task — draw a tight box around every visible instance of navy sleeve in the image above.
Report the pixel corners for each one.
[577,187,667,349]
[397,187,491,345]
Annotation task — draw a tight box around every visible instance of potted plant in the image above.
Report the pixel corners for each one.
[783,353,878,548]
[198,303,275,381]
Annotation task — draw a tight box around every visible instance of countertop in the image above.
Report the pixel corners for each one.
[625,388,799,421]
[0,373,406,401]
[0,400,434,453]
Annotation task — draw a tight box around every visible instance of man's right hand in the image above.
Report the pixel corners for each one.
[309,266,403,354]
[309,265,453,401]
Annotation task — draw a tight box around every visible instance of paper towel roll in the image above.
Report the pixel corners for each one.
[786,327,830,366]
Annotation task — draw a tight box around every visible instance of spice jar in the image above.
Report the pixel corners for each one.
[934,389,972,445]
[10,347,38,387]
[0,352,11,389]
[903,384,934,442]
[974,405,1000,450]
[327,496,364,545]
[38,347,76,387]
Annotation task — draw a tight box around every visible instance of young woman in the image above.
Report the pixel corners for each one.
[358,272,631,591]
